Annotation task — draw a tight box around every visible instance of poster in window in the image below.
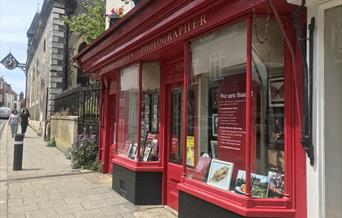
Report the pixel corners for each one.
[207,159,234,191]
[216,74,256,180]
[268,77,284,107]
[186,136,195,167]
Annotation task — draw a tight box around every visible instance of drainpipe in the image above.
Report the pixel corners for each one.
[293,0,315,166]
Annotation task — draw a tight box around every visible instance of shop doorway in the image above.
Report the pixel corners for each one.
[166,84,183,210]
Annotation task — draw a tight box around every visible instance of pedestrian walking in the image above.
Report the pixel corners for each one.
[20,105,30,135]
[8,110,20,138]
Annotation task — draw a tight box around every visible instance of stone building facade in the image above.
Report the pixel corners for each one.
[25,0,86,136]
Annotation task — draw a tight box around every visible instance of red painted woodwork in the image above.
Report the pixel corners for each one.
[108,94,116,173]
[76,0,307,217]
[166,83,184,210]
[245,16,252,197]
[75,1,297,75]
[182,43,188,180]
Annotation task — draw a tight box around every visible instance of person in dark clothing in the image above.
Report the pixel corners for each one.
[20,106,30,135]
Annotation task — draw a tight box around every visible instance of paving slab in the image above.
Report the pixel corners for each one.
[0,122,177,218]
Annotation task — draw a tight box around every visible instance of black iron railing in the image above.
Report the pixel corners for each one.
[54,85,101,138]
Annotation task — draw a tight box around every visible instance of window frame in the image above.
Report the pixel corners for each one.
[179,15,297,216]
[113,61,163,170]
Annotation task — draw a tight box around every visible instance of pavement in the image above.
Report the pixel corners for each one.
[0,120,177,218]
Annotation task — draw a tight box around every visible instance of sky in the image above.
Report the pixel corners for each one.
[0,0,43,96]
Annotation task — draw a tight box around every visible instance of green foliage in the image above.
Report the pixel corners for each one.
[64,0,105,44]
[47,137,56,147]
[70,131,99,171]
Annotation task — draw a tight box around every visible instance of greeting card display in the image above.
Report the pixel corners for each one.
[143,132,159,161]
[207,159,234,191]
[234,170,269,198]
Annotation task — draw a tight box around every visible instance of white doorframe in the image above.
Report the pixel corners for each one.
[308,1,342,218]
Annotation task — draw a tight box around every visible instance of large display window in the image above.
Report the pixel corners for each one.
[140,62,160,162]
[185,17,289,202]
[187,21,247,187]
[116,63,161,162]
[117,64,139,158]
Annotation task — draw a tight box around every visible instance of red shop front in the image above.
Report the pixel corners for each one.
[76,1,307,217]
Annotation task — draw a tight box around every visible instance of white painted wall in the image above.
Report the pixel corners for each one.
[306,1,342,218]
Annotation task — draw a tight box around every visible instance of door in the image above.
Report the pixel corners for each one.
[166,85,183,210]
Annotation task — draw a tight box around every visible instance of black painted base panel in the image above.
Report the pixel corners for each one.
[112,163,162,205]
[179,191,245,218]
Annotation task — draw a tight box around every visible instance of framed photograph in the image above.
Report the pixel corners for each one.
[207,159,234,191]
[128,144,137,159]
[267,171,284,198]
[210,140,217,159]
[142,147,151,161]
[234,170,269,198]
[212,114,218,137]
[268,77,284,107]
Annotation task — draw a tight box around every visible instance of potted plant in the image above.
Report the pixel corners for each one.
[121,0,140,6]
[106,6,124,26]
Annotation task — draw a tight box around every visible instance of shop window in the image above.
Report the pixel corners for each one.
[117,64,139,158]
[116,62,161,162]
[187,21,247,190]
[140,62,160,162]
[251,18,285,198]
[186,18,286,199]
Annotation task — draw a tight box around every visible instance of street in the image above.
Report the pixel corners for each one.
[0,120,176,218]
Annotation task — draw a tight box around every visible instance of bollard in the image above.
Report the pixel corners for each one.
[13,134,24,171]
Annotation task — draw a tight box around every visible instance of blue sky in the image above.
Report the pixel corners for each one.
[0,0,43,95]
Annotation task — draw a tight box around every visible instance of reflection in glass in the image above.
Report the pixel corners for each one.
[187,21,247,192]
[170,88,183,164]
[252,18,285,198]
[117,64,139,158]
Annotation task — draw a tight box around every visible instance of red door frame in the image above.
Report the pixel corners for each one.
[108,93,116,174]
[165,82,184,210]
[100,77,118,174]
